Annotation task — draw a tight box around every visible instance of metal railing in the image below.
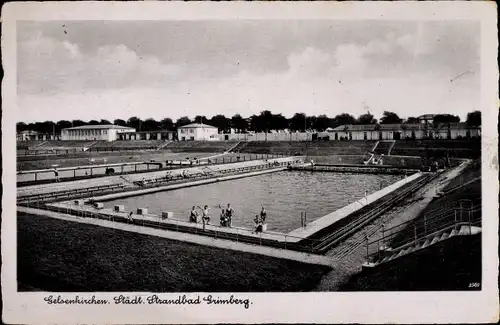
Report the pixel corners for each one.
[365,199,482,263]
[28,201,323,253]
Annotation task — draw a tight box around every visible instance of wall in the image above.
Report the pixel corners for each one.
[179,127,219,141]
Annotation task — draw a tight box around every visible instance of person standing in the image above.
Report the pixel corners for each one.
[201,205,211,226]
[225,204,234,227]
[189,206,199,223]
[260,207,267,225]
[219,208,226,227]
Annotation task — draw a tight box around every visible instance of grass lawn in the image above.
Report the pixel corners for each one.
[17,213,331,292]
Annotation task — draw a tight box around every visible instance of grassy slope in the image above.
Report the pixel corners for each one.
[17,213,331,292]
[339,234,481,291]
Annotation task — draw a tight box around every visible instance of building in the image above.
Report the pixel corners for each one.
[17,130,60,141]
[177,123,219,141]
[17,130,41,141]
[418,114,436,124]
[61,125,136,141]
[330,123,480,141]
[117,130,176,141]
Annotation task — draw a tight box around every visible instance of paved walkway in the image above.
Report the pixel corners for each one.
[18,157,300,197]
[18,206,335,267]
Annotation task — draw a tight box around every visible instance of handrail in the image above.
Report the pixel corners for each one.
[368,204,482,251]
[312,172,436,253]
[381,218,482,256]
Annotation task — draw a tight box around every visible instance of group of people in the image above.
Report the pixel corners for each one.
[252,207,267,233]
[189,204,234,227]
[188,204,268,233]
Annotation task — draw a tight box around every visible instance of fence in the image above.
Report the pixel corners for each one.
[17,153,292,186]
[30,201,322,253]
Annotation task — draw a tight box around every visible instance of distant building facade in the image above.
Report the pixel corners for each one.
[61,125,135,141]
[331,123,480,141]
[117,130,175,141]
[177,123,219,141]
[418,114,436,124]
[17,130,60,141]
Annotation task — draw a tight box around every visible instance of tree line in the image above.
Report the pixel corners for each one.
[17,110,481,135]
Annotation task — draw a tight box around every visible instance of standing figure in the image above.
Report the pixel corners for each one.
[260,207,267,225]
[54,169,60,182]
[201,205,211,225]
[189,206,199,223]
[225,204,234,227]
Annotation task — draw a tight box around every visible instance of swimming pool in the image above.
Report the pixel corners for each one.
[106,171,404,232]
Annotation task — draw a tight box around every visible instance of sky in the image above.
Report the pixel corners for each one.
[17,20,480,123]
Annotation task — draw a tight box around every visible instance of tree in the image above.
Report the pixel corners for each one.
[433,114,460,127]
[466,110,481,127]
[289,113,307,132]
[127,116,143,131]
[194,115,208,124]
[356,112,377,125]
[16,122,27,133]
[332,113,356,128]
[55,120,72,133]
[405,117,419,124]
[72,120,86,127]
[271,113,289,131]
[314,115,331,131]
[210,114,231,133]
[114,119,127,127]
[379,111,403,124]
[175,116,191,128]
[143,118,161,131]
[160,118,174,130]
[99,119,111,125]
[231,114,248,133]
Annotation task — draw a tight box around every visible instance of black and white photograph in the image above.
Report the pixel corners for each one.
[2,2,498,324]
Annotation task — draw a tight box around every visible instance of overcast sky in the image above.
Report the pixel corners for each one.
[17,20,480,123]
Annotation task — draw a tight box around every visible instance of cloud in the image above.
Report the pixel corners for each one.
[18,33,183,94]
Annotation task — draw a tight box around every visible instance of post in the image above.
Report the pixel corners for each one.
[365,235,369,261]
[90,168,93,177]
[414,225,417,244]
[454,209,457,222]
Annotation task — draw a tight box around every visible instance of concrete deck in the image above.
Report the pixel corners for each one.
[18,206,335,267]
[18,157,301,197]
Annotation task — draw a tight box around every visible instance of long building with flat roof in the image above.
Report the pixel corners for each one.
[61,125,136,142]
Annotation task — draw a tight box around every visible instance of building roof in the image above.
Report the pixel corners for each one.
[178,123,217,129]
[18,130,41,134]
[332,124,426,132]
[331,122,477,132]
[418,114,436,119]
[63,124,134,131]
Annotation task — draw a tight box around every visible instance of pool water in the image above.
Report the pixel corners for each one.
[106,171,403,232]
